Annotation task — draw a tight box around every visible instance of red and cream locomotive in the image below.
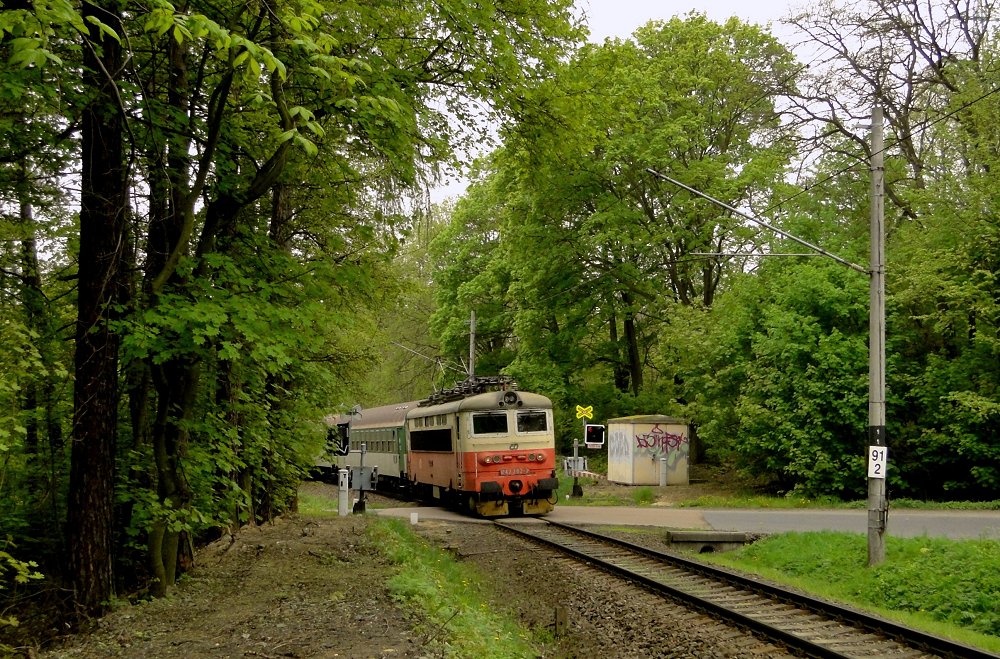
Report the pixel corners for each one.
[326,377,559,516]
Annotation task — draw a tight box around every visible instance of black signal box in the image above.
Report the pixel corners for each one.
[585,424,605,448]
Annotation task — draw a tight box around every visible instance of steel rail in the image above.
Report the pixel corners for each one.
[496,520,997,659]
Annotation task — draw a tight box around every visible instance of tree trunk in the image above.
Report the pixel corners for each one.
[66,0,127,617]
[149,356,198,597]
[608,311,630,393]
[19,196,40,459]
[18,182,65,548]
[620,291,643,396]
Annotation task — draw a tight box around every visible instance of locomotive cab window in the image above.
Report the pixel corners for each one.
[472,411,508,435]
[516,410,548,433]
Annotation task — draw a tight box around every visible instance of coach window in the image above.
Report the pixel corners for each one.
[516,410,548,433]
[472,411,508,435]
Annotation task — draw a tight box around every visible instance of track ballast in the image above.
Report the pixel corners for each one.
[494,519,996,659]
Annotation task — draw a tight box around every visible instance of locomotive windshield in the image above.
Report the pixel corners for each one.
[472,412,508,434]
[516,410,548,433]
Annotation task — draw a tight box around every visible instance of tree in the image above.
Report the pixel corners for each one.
[491,15,797,399]
[1,0,585,616]
[673,0,1000,498]
[429,167,519,380]
[786,0,997,217]
[117,0,583,596]
[66,0,129,616]
[678,259,869,496]
[0,2,82,627]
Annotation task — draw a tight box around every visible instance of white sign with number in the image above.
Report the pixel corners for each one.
[868,446,888,479]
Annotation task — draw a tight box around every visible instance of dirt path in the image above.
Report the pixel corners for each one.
[42,513,422,658]
[39,472,774,658]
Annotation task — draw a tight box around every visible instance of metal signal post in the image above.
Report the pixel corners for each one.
[646,103,890,566]
[571,405,593,497]
[867,105,888,566]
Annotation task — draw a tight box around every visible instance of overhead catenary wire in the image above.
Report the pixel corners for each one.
[646,168,867,273]
[467,10,1000,320]
[770,80,1000,216]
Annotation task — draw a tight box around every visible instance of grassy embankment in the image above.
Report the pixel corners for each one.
[298,490,551,657]
[707,531,1000,653]
[300,488,1000,655]
[560,472,1000,651]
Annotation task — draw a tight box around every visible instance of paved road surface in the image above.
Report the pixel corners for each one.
[374,505,1000,540]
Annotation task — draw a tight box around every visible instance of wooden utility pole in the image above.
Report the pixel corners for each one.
[867,105,888,566]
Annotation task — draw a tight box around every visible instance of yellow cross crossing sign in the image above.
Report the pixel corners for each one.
[575,405,593,419]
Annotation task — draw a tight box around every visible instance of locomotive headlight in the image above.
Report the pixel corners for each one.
[536,453,545,462]
[493,455,502,464]
[483,455,493,464]
[527,453,536,462]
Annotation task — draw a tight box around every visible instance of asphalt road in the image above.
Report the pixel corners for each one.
[374,504,1000,540]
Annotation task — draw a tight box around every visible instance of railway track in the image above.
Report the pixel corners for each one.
[494,519,997,659]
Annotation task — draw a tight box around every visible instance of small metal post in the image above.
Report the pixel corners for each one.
[571,419,584,497]
[338,468,349,516]
[353,442,367,514]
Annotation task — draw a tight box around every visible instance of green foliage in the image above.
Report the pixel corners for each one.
[427,15,798,436]
[631,486,655,506]
[0,543,43,591]
[713,532,1000,643]
[673,260,869,497]
[885,175,1000,499]
[429,173,518,380]
[0,319,40,448]
[356,208,452,404]
[117,240,381,541]
[863,538,1000,636]
[49,0,584,601]
[5,0,1000,622]
[0,538,44,634]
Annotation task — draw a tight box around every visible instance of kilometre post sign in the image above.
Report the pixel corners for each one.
[868,446,887,479]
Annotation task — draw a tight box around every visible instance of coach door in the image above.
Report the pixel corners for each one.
[395,427,405,470]
[454,415,463,487]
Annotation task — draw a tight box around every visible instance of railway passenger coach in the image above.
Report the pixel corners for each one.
[326,380,559,517]
[326,401,416,492]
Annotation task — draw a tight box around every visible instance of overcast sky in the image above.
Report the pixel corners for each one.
[577,0,802,42]
[430,0,807,201]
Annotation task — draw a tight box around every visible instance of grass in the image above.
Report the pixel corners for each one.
[298,493,548,655]
[368,518,548,658]
[297,486,391,516]
[674,494,1000,509]
[702,531,1000,652]
[631,486,656,505]
[300,485,1000,654]
[554,467,1000,510]
[297,489,341,517]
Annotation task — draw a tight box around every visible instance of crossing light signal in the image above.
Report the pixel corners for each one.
[585,424,605,447]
